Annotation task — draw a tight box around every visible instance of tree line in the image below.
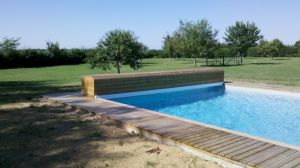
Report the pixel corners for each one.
[1,19,300,71]
[0,38,93,68]
[163,20,300,65]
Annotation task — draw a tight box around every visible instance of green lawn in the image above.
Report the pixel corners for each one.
[1,57,299,104]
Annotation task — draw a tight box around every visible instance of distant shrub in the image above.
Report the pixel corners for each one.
[144,49,165,58]
[214,47,236,58]
[0,48,89,69]
[247,47,260,57]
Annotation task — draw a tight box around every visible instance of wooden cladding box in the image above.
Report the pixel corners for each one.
[81,68,224,97]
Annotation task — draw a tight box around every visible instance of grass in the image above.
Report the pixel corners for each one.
[0,57,299,104]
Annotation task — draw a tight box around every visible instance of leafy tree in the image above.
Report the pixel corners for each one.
[295,40,300,55]
[144,49,165,58]
[88,30,144,73]
[163,34,182,58]
[247,47,260,57]
[46,41,61,57]
[258,39,284,59]
[163,19,218,66]
[0,37,20,56]
[0,37,21,67]
[224,21,263,62]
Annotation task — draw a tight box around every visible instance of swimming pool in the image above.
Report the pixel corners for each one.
[99,83,300,147]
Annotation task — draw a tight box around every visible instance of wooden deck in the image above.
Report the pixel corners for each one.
[46,92,300,168]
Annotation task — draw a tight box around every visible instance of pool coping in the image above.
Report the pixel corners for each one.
[45,82,300,168]
[226,81,300,93]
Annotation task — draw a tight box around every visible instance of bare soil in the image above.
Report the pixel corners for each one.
[0,99,222,168]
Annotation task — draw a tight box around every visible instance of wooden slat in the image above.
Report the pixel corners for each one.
[206,136,247,152]
[257,149,298,167]
[196,134,240,149]
[232,144,274,161]
[153,123,196,134]
[164,125,206,137]
[245,147,288,166]
[122,115,164,124]
[177,129,219,142]
[217,140,261,157]
[189,132,229,146]
[269,152,300,168]
[280,158,300,168]
[212,138,255,155]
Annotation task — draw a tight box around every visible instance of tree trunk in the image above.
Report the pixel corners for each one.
[222,56,225,66]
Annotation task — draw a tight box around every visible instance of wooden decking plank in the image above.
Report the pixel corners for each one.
[212,138,254,155]
[153,123,196,135]
[164,125,206,138]
[179,129,222,143]
[196,134,240,149]
[165,127,208,140]
[95,107,134,116]
[123,115,164,124]
[132,117,170,127]
[151,122,190,132]
[257,149,298,167]
[232,143,274,161]
[225,141,267,159]
[138,120,182,130]
[273,155,300,168]
[218,140,262,157]
[189,132,229,146]
[268,151,300,168]
[206,136,247,152]
[172,128,212,140]
[173,129,214,143]
[246,147,289,166]
[143,121,187,132]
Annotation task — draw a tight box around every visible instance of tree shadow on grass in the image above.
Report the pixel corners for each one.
[141,62,158,66]
[273,58,291,60]
[0,101,136,168]
[251,62,281,65]
[201,64,244,67]
[0,81,80,105]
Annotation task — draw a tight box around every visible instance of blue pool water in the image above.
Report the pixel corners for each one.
[108,85,300,147]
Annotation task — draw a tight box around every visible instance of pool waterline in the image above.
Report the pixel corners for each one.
[97,83,300,148]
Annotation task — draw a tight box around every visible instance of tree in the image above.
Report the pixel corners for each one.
[0,37,21,67]
[163,35,174,61]
[163,19,218,66]
[258,39,284,59]
[295,40,300,55]
[88,30,144,74]
[46,41,61,57]
[0,37,20,56]
[224,21,263,62]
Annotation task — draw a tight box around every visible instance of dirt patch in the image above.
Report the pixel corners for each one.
[0,99,222,168]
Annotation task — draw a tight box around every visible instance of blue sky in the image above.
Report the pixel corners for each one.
[1,0,300,49]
